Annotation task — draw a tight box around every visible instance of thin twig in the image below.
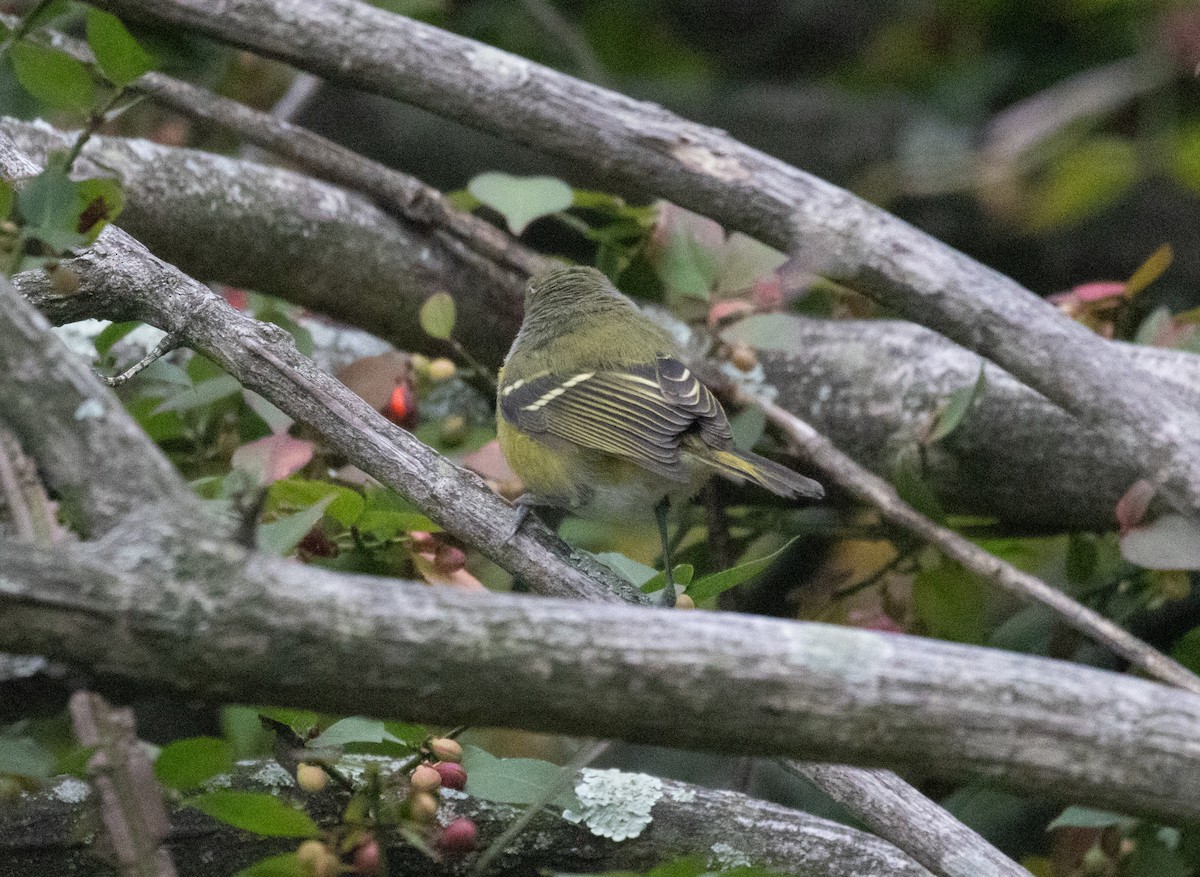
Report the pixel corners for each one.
[101,331,180,387]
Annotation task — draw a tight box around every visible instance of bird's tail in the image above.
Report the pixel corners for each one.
[700,448,824,500]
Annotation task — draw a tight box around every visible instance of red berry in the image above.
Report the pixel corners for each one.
[433,544,467,575]
[433,761,467,790]
[436,818,478,855]
[353,838,382,875]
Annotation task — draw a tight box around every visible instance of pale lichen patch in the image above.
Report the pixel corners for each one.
[710,841,752,869]
[562,768,663,841]
[53,777,91,804]
[249,761,294,788]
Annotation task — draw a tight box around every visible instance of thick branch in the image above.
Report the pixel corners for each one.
[88,0,1200,519]
[0,274,195,536]
[0,759,931,877]
[2,532,1200,823]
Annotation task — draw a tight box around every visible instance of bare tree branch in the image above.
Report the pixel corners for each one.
[0,758,934,877]
[2,531,1200,822]
[86,0,1200,520]
[67,691,177,877]
[0,274,196,537]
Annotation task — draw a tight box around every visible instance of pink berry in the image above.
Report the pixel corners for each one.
[434,761,467,790]
[437,818,478,855]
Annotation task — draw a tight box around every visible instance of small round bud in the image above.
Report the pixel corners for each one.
[409,531,439,553]
[410,353,431,374]
[352,837,382,875]
[48,263,82,296]
[297,840,339,877]
[296,762,329,793]
[428,737,463,763]
[427,357,456,382]
[433,544,467,575]
[410,763,442,792]
[436,818,478,855]
[674,593,696,610]
[730,342,757,372]
[407,790,439,823]
[433,761,467,790]
[439,414,468,446]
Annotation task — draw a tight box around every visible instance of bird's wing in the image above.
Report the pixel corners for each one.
[498,357,731,482]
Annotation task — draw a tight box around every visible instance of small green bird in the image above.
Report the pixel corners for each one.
[497,266,823,605]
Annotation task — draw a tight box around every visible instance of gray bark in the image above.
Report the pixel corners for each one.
[0,273,196,537]
[2,531,1200,822]
[0,759,932,877]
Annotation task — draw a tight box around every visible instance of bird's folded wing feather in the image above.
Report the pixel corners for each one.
[499,357,732,481]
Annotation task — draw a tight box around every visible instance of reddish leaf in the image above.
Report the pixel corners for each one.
[232,433,314,485]
[1115,479,1155,535]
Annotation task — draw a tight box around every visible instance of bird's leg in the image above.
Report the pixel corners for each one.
[655,497,677,607]
[505,493,555,543]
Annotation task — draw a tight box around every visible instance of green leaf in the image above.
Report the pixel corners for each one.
[86,9,154,86]
[419,291,456,340]
[1124,831,1191,877]
[687,537,798,604]
[0,179,12,221]
[17,165,87,253]
[593,551,658,588]
[890,445,945,523]
[269,478,363,528]
[729,406,766,452]
[1124,244,1173,299]
[641,564,694,595]
[10,42,95,111]
[467,172,573,235]
[354,508,438,539]
[23,0,71,31]
[716,232,787,295]
[462,744,581,810]
[927,363,986,444]
[912,560,988,644]
[233,853,303,877]
[154,737,234,790]
[243,390,294,435]
[186,790,318,838]
[56,745,97,778]
[658,225,718,300]
[308,717,404,748]
[93,321,140,357]
[1047,806,1127,830]
[1120,514,1200,570]
[0,736,55,779]
[257,495,333,556]
[74,176,124,241]
[153,374,242,414]
[1172,626,1200,674]
[1025,138,1138,231]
